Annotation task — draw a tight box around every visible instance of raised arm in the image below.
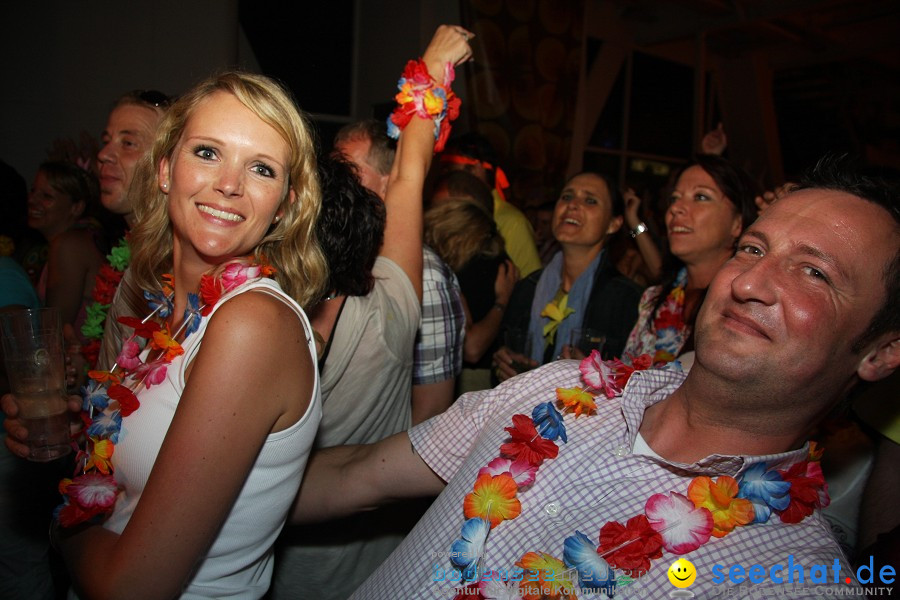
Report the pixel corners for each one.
[381,25,473,301]
[57,293,315,600]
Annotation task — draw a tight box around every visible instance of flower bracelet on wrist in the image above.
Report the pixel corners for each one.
[386,58,460,152]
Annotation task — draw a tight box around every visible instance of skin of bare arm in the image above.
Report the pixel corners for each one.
[380,25,473,303]
[291,430,446,525]
[45,229,104,328]
[57,291,314,600]
[411,378,457,425]
[622,188,662,281]
[461,258,518,364]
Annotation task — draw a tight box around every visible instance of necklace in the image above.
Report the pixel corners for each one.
[447,352,829,599]
[650,268,688,364]
[80,236,131,368]
[55,259,275,527]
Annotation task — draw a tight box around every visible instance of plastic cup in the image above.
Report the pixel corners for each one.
[1,308,72,462]
[569,328,606,357]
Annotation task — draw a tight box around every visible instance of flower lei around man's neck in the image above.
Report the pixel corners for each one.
[449,352,829,600]
[56,260,275,527]
[80,237,131,368]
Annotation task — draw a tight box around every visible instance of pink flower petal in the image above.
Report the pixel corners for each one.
[68,473,119,510]
[478,457,538,488]
[645,492,713,554]
[579,350,621,398]
[116,338,143,370]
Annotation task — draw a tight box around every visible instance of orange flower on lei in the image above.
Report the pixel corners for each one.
[516,552,577,600]
[688,475,754,538]
[84,437,114,475]
[151,327,184,362]
[463,472,522,528]
[555,386,597,417]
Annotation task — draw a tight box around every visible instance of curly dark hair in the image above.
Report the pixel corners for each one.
[315,153,386,299]
[797,154,900,353]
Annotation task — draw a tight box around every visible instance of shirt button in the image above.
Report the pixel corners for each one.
[544,502,560,516]
[615,445,629,457]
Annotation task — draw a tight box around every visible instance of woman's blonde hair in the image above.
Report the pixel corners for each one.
[424,198,505,272]
[128,71,327,308]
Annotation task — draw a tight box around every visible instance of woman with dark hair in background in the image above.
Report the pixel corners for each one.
[494,171,643,382]
[28,161,104,339]
[623,154,760,364]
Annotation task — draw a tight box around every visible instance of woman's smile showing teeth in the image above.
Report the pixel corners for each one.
[197,203,245,222]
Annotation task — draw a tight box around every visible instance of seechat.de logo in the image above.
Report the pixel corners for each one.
[711,555,895,587]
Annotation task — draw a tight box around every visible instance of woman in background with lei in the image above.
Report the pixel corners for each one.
[38,71,327,599]
[623,155,760,365]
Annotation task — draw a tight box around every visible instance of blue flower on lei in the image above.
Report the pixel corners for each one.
[563,530,616,594]
[532,402,567,443]
[87,410,123,443]
[182,293,202,339]
[81,380,110,411]
[450,517,490,582]
[144,289,173,319]
[737,462,792,523]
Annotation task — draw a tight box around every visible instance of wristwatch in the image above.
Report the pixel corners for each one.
[630,222,648,239]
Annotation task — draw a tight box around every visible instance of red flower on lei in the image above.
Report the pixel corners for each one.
[92,264,124,304]
[597,514,664,576]
[500,414,559,466]
[778,460,830,524]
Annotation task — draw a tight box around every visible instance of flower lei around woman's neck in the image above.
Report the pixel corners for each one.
[449,352,829,600]
[650,268,688,365]
[56,260,276,527]
[80,237,131,368]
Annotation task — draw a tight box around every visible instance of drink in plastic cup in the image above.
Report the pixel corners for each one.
[1,307,72,462]
[504,328,534,374]
[570,328,606,357]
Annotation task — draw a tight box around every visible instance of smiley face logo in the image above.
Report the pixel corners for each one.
[667,558,697,588]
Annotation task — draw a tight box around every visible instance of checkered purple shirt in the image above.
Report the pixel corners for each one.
[413,246,465,385]
[352,362,856,599]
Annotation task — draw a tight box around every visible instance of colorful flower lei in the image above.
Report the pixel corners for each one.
[56,260,275,527]
[650,268,687,365]
[449,351,829,599]
[80,237,131,368]
[386,58,460,153]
